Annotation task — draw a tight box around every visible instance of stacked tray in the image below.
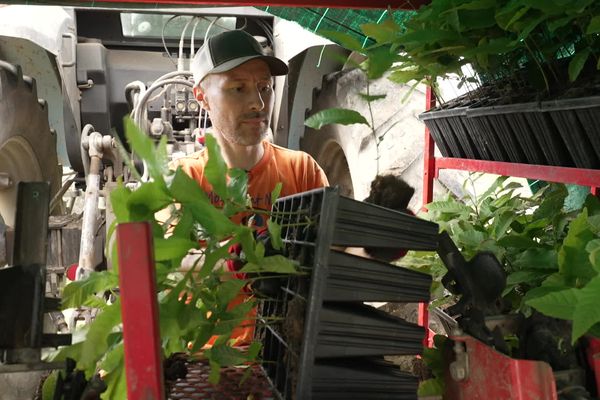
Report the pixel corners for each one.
[255,187,437,399]
[419,95,600,169]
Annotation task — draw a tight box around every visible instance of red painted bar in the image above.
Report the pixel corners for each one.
[117,222,165,400]
[422,85,436,208]
[86,0,429,9]
[419,86,437,348]
[445,334,557,400]
[435,157,600,188]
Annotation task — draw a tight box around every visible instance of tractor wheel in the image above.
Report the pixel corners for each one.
[0,62,60,228]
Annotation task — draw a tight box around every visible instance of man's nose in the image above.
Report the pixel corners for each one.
[248,86,265,111]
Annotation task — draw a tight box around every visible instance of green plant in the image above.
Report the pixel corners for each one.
[319,0,600,97]
[400,176,600,342]
[401,0,598,87]
[52,118,297,398]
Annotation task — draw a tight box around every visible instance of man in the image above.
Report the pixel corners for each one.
[175,30,328,225]
[175,30,328,345]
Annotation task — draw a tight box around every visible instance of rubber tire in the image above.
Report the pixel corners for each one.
[0,63,60,227]
[300,70,356,199]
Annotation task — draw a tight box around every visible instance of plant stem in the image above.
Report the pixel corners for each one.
[365,78,380,175]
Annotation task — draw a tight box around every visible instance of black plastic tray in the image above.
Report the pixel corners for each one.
[256,187,436,399]
[316,302,425,358]
[541,96,600,169]
[312,357,418,400]
[324,250,431,302]
[419,108,465,158]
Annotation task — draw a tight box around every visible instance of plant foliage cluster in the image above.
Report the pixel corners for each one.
[319,0,600,96]
[52,119,296,398]
[400,176,600,344]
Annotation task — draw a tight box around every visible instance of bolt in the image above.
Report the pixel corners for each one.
[450,363,467,381]
[0,173,13,190]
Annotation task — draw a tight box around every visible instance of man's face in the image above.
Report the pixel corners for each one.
[195,59,274,146]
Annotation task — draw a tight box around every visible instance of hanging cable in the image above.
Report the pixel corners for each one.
[162,15,181,66]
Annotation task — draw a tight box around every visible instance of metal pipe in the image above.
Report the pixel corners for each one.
[76,156,101,280]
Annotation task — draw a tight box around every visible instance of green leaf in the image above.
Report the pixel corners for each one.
[388,68,424,84]
[572,276,600,341]
[364,45,397,79]
[110,184,131,222]
[526,287,578,320]
[497,235,537,249]
[62,271,119,309]
[216,279,246,308]
[513,248,558,270]
[241,255,298,274]
[493,211,516,239]
[418,378,444,396]
[506,270,548,285]
[100,342,124,374]
[559,209,598,285]
[154,237,197,262]
[587,239,600,272]
[361,18,400,44]
[271,182,282,204]
[204,134,228,201]
[124,117,166,182]
[568,49,591,82]
[425,200,472,214]
[358,93,387,102]
[586,15,600,34]
[206,344,248,366]
[169,168,238,237]
[267,219,283,251]
[214,301,255,335]
[100,363,126,400]
[42,371,61,400]
[227,168,249,206]
[304,108,369,130]
[126,181,171,221]
[318,30,363,52]
[547,15,574,32]
[584,194,600,217]
[457,229,487,249]
[80,302,122,377]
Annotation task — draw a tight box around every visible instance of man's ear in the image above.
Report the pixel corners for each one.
[193,86,209,110]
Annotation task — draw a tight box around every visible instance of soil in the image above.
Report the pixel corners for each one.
[282,295,305,399]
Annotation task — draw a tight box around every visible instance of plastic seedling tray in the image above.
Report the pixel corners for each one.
[525,110,574,167]
[461,114,493,160]
[312,357,418,400]
[467,101,573,166]
[419,109,464,158]
[255,187,437,399]
[504,110,547,165]
[423,117,453,157]
[427,107,481,159]
[541,96,600,169]
[464,106,509,162]
[323,250,431,302]
[316,302,425,358]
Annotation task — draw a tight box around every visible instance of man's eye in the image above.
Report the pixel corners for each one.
[260,85,273,93]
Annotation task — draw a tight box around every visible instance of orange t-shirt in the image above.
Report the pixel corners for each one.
[175,140,329,220]
[174,140,329,345]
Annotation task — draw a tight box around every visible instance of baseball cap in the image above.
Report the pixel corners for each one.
[191,30,289,86]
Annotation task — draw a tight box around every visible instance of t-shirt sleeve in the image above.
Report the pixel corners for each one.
[298,152,329,190]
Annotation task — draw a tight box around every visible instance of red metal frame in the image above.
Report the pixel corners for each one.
[117,222,165,400]
[75,0,429,9]
[445,334,557,400]
[435,158,600,189]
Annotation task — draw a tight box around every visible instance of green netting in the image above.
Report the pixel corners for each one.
[257,6,414,48]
